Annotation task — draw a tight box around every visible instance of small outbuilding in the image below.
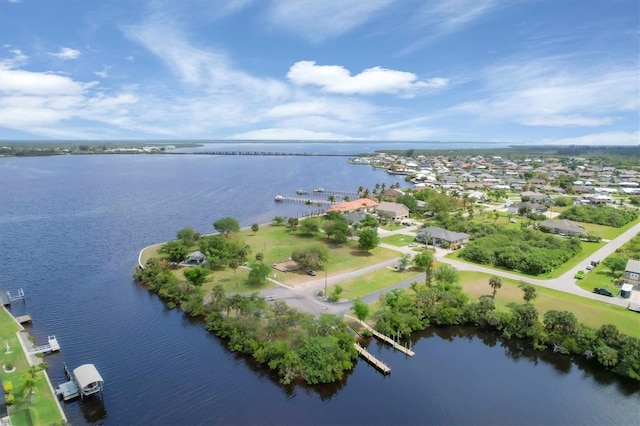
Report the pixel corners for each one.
[183,251,206,266]
[620,283,633,299]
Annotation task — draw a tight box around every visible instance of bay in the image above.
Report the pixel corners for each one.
[0,143,637,425]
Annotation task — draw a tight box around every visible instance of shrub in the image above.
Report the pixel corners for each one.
[3,381,12,394]
[5,394,14,405]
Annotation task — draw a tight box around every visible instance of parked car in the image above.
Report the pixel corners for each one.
[307,269,317,276]
[575,270,585,279]
[408,243,417,248]
[593,287,613,297]
[586,264,593,270]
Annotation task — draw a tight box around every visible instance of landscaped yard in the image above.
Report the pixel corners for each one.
[0,309,64,425]
[380,233,417,247]
[329,268,422,300]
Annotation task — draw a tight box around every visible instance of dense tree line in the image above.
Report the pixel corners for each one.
[559,205,638,228]
[459,228,581,275]
[373,282,640,381]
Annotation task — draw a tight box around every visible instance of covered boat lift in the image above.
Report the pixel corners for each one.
[56,363,104,401]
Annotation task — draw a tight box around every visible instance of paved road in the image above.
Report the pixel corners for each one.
[260,222,640,315]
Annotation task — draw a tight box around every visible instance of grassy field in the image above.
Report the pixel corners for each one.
[380,233,417,247]
[0,309,64,425]
[139,223,401,294]
[458,271,640,338]
[333,268,423,300]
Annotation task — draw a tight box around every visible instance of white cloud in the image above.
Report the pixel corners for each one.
[124,20,288,101]
[287,61,447,96]
[231,127,359,140]
[0,68,96,95]
[538,131,639,146]
[452,57,639,128]
[266,0,395,42]
[49,47,81,60]
[124,55,134,61]
[401,0,500,53]
[94,66,111,78]
[265,98,374,122]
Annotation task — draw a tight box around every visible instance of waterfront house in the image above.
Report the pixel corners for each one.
[327,198,379,213]
[538,219,586,236]
[416,226,470,247]
[183,251,206,266]
[376,202,410,221]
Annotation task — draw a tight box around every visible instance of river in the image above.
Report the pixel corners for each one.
[0,142,637,425]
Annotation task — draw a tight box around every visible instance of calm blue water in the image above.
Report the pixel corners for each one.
[0,143,638,425]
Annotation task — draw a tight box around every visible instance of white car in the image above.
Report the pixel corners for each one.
[586,264,593,270]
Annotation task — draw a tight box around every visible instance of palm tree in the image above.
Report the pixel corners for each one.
[328,195,336,204]
[519,282,537,304]
[358,186,364,197]
[489,276,502,298]
[23,365,41,404]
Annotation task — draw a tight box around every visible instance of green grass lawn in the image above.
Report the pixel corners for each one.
[580,217,640,240]
[0,309,64,425]
[331,268,423,300]
[141,224,401,292]
[458,271,640,338]
[380,233,417,247]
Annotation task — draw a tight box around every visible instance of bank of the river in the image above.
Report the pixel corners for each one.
[0,309,66,425]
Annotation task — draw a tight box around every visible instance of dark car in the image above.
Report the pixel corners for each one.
[593,287,613,297]
[307,269,317,276]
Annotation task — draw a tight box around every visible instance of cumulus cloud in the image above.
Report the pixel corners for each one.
[49,47,81,60]
[266,0,395,42]
[1,68,96,95]
[287,61,448,96]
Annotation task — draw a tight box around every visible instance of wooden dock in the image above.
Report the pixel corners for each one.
[354,343,390,375]
[15,315,32,324]
[346,316,415,356]
[274,195,332,205]
[30,335,60,355]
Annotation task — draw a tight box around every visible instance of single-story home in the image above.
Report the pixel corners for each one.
[327,198,379,213]
[182,251,206,266]
[343,211,369,225]
[376,201,410,220]
[272,260,300,272]
[538,219,586,236]
[506,201,548,215]
[623,259,640,286]
[416,226,470,247]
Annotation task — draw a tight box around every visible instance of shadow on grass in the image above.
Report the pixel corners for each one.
[348,250,373,257]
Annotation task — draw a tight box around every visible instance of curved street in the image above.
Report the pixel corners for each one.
[260,222,640,316]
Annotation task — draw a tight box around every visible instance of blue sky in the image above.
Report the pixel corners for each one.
[0,0,638,144]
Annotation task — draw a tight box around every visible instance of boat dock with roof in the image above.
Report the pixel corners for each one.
[56,363,104,401]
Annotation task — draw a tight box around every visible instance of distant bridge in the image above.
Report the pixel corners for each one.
[165,151,354,157]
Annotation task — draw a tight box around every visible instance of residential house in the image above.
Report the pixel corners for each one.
[507,201,548,215]
[416,226,470,247]
[376,201,410,220]
[623,259,640,288]
[538,219,586,236]
[183,251,206,266]
[327,198,379,213]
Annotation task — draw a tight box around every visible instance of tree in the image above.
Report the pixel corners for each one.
[255,252,264,262]
[324,219,350,244]
[248,262,271,286]
[183,266,210,286]
[602,256,627,276]
[328,195,336,203]
[251,223,259,235]
[291,245,328,269]
[518,205,532,217]
[412,250,434,286]
[432,264,459,285]
[358,228,380,252]
[176,227,196,245]
[229,259,239,288]
[160,240,189,263]
[489,276,502,299]
[272,216,286,226]
[352,299,370,322]
[287,217,299,231]
[519,282,537,304]
[329,285,343,302]
[199,235,232,267]
[213,217,240,236]
[397,253,411,272]
[22,365,42,405]
[298,218,320,235]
